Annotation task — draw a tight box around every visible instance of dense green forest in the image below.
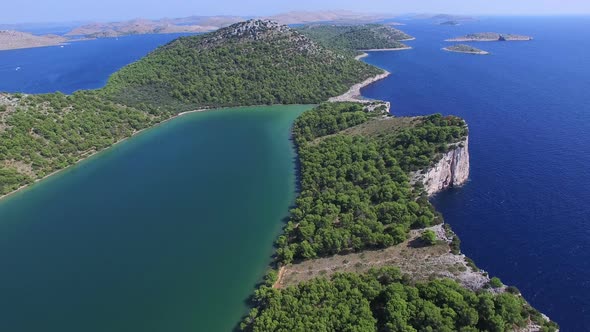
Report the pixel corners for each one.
[242,103,557,331]
[102,20,382,112]
[242,267,557,332]
[0,92,161,195]
[296,24,412,53]
[0,20,386,195]
[276,103,468,263]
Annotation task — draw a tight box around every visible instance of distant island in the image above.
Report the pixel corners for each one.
[443,44,489,55]
[65,16,244,38]
[0,30,67,51]
[407,13,477,23]
[446,32,533,42]
[440,20,460,26]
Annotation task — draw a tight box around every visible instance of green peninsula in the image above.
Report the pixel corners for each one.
[241,103,557,332]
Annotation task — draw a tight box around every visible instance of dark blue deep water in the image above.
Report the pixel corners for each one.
[362,16,590,331]
[0,33,194,94]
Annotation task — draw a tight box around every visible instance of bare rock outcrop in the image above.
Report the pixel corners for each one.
[412,136,470,196]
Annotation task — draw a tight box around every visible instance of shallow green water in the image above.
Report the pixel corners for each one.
[0,105,311,332]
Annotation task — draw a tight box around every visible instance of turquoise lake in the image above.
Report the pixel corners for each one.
[0,105,311,331]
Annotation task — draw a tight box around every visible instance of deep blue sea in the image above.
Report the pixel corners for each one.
[0,33,194,94]
[362,16,590,331]
[0,17,589,331]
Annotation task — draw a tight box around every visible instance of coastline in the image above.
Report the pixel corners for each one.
[332,48,413,103]
[330,53,556,331]
[328,71,390,103]
[0,108,208,202]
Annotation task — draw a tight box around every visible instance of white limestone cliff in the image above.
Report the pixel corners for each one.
[411,136,470,196]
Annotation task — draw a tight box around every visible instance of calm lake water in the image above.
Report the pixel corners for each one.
[362,16,590,331]
[0,105,310,331]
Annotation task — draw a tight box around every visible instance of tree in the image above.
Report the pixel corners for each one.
[421,230,437,246]
[489,277,503,289]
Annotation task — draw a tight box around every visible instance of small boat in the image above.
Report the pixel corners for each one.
[15,67,21,71]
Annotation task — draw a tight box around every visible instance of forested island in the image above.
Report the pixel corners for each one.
[444,44,490,55]
[0,19,557,331]
[446,32,533,42]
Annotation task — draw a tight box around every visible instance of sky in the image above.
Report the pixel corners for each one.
[1,0,589,24]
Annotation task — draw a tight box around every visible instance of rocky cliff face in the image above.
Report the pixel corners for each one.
[411,137,470,196]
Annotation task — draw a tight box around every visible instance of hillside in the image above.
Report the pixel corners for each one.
[102,20,383,112]
[0,30,67,51]
[0,19,384,195]
[297,24,413,52]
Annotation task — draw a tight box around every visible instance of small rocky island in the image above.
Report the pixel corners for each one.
[446,32,533,42]
[440,20,460,26]
[443,44,489,55]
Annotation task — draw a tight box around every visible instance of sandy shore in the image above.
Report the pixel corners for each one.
[0,108,208,201]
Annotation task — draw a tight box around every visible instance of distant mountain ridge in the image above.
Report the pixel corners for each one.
[0,30,67,51]
[65,16,246,38]
[64,11,398,39]
[265,10,394,25]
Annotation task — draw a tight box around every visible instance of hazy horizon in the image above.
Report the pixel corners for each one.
[1,0,589,25]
